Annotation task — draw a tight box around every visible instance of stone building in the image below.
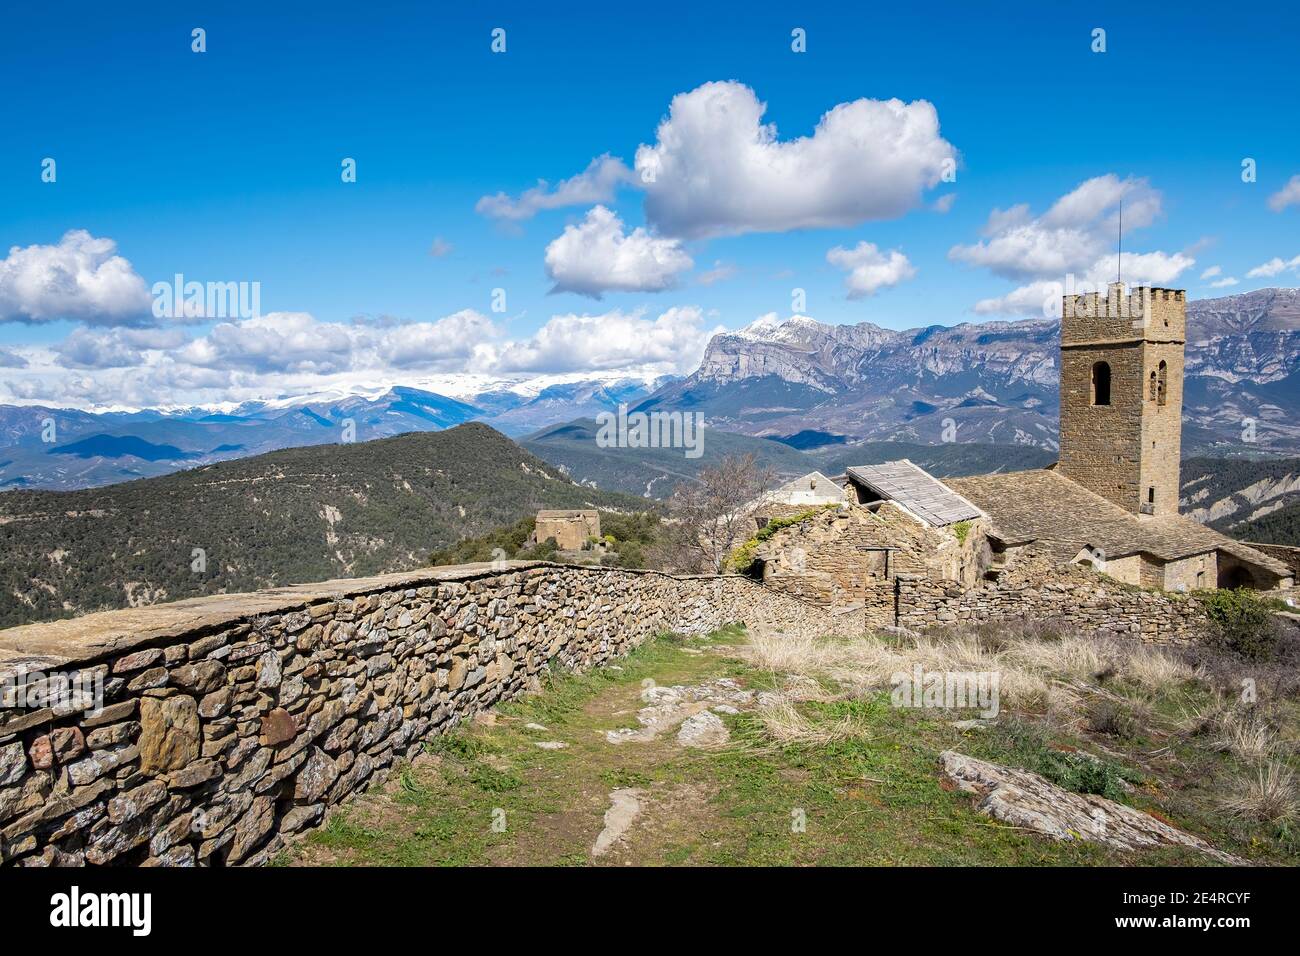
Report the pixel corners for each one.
[747,282,1292,606]
[945,469,1289,590]
[745,470,847,526]
[1058,282,1185,516]
[752,460,989,609]
[532,510,601,551]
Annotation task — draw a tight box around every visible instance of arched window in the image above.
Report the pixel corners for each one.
[1157,360,1168,407]
[1091,361,1111,406]
[1148,370,1157,401]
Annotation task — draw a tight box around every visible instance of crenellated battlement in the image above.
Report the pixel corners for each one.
[1060,282,1185,338]
[1062,282,1186,346]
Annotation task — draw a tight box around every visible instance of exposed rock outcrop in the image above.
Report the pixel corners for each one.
[938,751,1243,865]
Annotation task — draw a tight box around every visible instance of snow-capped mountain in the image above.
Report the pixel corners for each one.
[0,374,674,490]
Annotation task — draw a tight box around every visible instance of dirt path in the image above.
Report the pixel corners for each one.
[284,628,755,866]
[280,625,1269,867]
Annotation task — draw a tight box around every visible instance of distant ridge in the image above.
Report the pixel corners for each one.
[0,423,646,628]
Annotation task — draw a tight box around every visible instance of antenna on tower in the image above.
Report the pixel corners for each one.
[1117,198,1123,285]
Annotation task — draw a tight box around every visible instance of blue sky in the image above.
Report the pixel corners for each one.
[0,0,1297,409]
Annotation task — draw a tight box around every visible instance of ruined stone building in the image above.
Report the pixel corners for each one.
[531,510,601,551]
[748,283,1292,611]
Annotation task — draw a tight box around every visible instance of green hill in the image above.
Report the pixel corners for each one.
[0,423,648,628]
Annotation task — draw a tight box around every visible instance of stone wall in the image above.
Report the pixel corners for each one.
[0,562,836,868]
[887,555,1208,644]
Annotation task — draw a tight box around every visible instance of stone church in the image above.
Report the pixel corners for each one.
[750,283,1293,607]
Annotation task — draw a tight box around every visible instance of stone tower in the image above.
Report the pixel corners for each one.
[1057,282,1186,516]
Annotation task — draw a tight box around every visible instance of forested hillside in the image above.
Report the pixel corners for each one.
[0,423,647,628]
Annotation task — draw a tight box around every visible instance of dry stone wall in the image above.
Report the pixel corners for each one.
[890,556,1209,644]
[0,562,835,868]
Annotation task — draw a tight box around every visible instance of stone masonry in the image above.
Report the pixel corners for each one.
[1058,284,1185,516]
[0,561,834,868]
[889,554,1208,645]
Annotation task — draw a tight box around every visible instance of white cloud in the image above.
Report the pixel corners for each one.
[1268,174,1300,213]
[826,242,916,298]
[5,302,719,409]
[180,312,360,375]
[428,237,453,257]
[543,205,692,298]
[972,250,1196,317]
[954,174,1196,316]
[932,193,957,214]
[475,155,633,222]
[971,280,1064,318]
[1246,254,1300,278]
[950,174,1162,281]
[176,310,498,377]
[377,309,498,369]
[1201,265,1222,279]
[634,81,957,239]
[55,326,189,369]
[0,230,152,325]
[1208,276,1239,288]
[485,306,719,375]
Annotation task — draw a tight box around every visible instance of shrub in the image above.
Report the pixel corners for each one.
[1197,588,1281,661]
[1085,700,1139,739]
[951,520,972,544]
[1036,750,1134,801]
[1223,760,1299,823]
[726,505,838,574]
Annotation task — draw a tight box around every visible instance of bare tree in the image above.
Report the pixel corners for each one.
[662,453,776,573]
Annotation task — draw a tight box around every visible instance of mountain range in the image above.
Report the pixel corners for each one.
[2,288,1298,493]
[635,288,1300,455]
[0,377,667,491]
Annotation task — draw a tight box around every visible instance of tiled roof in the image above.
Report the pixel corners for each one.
[945,469,1291,575]
[844,460,984,527]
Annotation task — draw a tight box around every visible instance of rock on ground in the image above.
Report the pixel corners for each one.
[677,711,729,748]
[938,751,1243,865]
[592,788,643,857]
[604,679,752,745]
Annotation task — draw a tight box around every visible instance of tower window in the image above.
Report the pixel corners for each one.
[1148,487,1155,504]
[1148,370,1157,401]
[1091,361,1111,406]
[1157,360,1168,406]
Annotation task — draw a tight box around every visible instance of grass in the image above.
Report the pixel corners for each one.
[279,621,1300,867]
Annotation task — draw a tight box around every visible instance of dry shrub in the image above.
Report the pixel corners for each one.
[1214,711,1280,760]
[1004,635,1119,684]
[757,698,865,746]
[1175,696,1228,737]
[1222,760,1299,823]
[751,623,1157,716]
[1125,646,1202,692]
